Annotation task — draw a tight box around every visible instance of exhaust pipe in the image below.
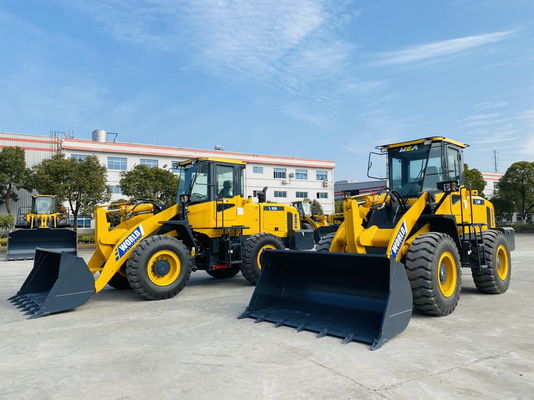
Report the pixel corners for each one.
[239,250,412,350]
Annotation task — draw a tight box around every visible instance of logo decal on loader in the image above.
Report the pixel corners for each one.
[264,206,284,211]
[390,220,407,259]
[115,226,145,260]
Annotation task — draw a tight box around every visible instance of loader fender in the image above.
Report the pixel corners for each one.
[418,214,461,250]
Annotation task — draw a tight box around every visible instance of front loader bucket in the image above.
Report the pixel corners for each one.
[239,250,412,350]
[6,228,77,261]
[8,249,95,318]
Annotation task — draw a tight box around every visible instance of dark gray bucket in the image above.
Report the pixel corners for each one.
[239,250,412,350]
[6,228,77,261]
[8,249,95,318]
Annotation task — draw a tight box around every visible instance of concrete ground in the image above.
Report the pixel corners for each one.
[1,235,533,400]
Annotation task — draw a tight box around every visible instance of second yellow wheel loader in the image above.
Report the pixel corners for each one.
[9,158,314,318]
[240,137,515,349]
[6,195,77,260]
[291,199,342,242]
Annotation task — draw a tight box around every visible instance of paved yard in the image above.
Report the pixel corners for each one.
[1,235,533,399]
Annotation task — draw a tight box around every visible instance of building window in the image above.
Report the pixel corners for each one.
[295,169,308,180]
[76,216,92,228]
[253,166,263,174]
[140,159,158,168]
[108,157,127,170]
[493,182,499,189]
[274,168,287,179]
[71,154,87,160]
[109,185,122,195]
[317,192,328,199]
[274,191,287,198]
[296,191,308,198]
[316,170,328,180]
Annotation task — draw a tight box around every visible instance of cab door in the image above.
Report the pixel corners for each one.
[215,164,238,226]
[446,145,471,230]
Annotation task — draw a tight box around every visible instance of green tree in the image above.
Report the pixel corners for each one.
[0,146,31,215]
[119,165,178,206]
[30,154,111,230]
[490,195,514,222]
[0,214,14,230]
[310,199,324,215]
[464,163,486,195]
[496,161,534,222]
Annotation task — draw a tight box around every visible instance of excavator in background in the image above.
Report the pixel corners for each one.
[6,195,77,260]
[241,137,514,349]
[291,199,342,242]
[9,158,314,318]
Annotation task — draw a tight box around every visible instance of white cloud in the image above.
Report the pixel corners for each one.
[518,135,534,156]
[474,100,509,109]
[373,30,516,66]
[63,0,357,94]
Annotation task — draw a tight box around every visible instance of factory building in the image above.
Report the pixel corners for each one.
[0,131,336,226]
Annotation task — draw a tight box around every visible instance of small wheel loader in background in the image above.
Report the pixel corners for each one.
[291,199,342,242]
[9,158,314,318]
[241,137,515,349]
[6,195,77,260]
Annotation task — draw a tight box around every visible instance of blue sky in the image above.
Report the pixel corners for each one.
[0,0,533,180]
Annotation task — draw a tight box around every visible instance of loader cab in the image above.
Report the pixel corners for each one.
[291,200,312,216]
[31,195,57,216]
[379,137,467,197]
[176,158,246,205]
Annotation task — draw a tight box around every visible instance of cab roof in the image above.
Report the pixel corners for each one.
[377,137,468,151]
[178,157,246,166]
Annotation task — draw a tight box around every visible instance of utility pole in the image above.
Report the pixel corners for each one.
[493,149,498,173]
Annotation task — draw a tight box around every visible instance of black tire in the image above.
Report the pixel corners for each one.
[206,266,240,279]
[126,235,192,300]
[405,232,462,316]
[472,230,511,294]
[241,233,284,285]
[316,233,334,252]
[108,264,131,290]
[303,222,313,230]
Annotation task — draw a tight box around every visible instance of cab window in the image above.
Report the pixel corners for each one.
[446,147,463,184]
[190,163,209,202]
[422,144,445,192]
[216,165,235,198]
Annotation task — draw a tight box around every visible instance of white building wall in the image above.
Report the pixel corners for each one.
[61,137,336,214]
[0,132,59,215]
[481,172,503,199]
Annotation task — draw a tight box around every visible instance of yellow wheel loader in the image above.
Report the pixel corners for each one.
[6,195,77,260]
[291,199,342,242]
[241,137,515,349]
[9,158,314,318]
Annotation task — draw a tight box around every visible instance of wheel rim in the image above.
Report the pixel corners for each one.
[437,251,457,298]
[496,244,509,280]
[256,244,277,270]
[146,250,181,286]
